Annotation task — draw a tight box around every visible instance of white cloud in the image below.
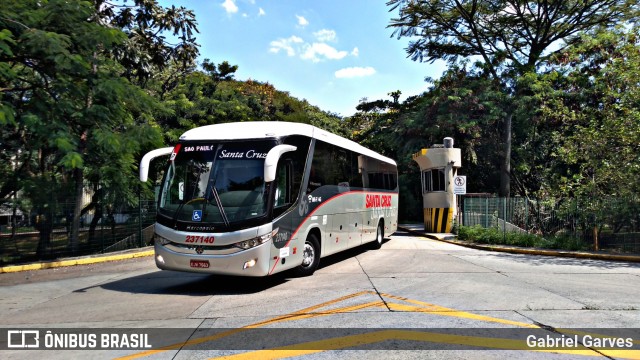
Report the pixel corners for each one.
[221,0,238,14]
[335,66,376,78]
[301,43,348,62]
[313,29,336,42]
[269,29,355,63]
[351,47,359,56]
[296,15,309,26]
[269,36,304,56]
[258,7,265,16]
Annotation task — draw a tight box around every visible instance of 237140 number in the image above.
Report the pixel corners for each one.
[185,235,215,244]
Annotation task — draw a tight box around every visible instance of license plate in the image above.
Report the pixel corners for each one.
[190,260,210,268]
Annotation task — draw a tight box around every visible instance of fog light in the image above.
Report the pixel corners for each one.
[243,258,257,269]
[156,254,165,264]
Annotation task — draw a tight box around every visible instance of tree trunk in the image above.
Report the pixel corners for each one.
[70,167,84,253]
[88,205,102,244]
[499,112,512,198]
[35,210,52,257]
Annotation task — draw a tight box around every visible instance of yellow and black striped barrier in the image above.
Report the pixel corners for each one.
[423,207,453,233]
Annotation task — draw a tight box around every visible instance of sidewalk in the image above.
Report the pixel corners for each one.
[0,246,154,273]
[398,224,640,263]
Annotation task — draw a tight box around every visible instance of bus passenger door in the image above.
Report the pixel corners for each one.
[271,160,297,271]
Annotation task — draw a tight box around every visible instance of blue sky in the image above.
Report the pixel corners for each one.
[158,0,446,117]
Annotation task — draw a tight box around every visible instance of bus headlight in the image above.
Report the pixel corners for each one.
[156,235,171,246]
[234,228,278,250]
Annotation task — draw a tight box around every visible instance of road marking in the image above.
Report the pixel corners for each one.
[116,291,382,360]
[117,291,639,360]
[209,330,629,360]
[380,292,539,328]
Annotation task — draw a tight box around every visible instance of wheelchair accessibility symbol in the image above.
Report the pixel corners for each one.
[192,210,203,222]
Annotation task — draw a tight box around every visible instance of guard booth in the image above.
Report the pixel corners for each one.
[412,138,462,233]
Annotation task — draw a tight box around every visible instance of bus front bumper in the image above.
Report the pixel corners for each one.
[154,241,271,277]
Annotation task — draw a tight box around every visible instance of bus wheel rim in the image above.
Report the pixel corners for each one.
[302,242,314,267]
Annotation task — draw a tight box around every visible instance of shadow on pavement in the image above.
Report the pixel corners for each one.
[92,238,393,296]
[88,271,290,296]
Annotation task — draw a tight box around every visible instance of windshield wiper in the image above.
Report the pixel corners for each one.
[203,144,230,227]
[210,186,230,227]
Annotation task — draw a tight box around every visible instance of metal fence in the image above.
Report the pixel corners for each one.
[461,195,640,253]
[0,199,157,267]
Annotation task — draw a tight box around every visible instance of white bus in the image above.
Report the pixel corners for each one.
[139,121,398,276]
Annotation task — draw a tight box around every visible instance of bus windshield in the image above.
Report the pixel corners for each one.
[158,141,276,225]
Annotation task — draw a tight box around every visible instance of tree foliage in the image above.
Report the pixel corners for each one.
[388,0,636,73]
[353,24,640,214]
[96,0,199,86]
[537,26,640,198]
[387,0,639,196]
[0,0,197,252]
[152,60,346,146]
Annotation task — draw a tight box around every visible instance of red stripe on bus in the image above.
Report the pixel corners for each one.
[268,190,398,275]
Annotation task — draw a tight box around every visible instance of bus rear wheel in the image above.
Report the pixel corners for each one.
[293,233,320,277]
[370,221,384,250]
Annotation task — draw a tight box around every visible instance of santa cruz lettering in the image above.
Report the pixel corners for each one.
[365,194,392,208]
[185,235,215,244]
[218,149,267,159]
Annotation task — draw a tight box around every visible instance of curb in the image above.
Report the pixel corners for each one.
[398,226,640,263]
[0,248,155,274]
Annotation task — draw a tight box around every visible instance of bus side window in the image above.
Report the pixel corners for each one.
[308,141,331,193]
[283,135,312,196]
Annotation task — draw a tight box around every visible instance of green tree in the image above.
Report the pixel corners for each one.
[388,0,638,197]
[0,0,195,253]
[96,0,199,87]
[537,26,640,198]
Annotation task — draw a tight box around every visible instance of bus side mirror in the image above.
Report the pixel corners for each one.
[264,145,297,182]
[140,147,174,182]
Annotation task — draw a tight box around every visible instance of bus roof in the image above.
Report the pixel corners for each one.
[178,121,397,166]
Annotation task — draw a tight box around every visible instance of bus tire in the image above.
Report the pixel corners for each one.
[293,233,320,277]
[370,221,384,250]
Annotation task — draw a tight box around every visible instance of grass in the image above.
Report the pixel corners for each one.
[456,225,590,251]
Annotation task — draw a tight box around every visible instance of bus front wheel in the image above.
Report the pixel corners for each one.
[293,233,320,277]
